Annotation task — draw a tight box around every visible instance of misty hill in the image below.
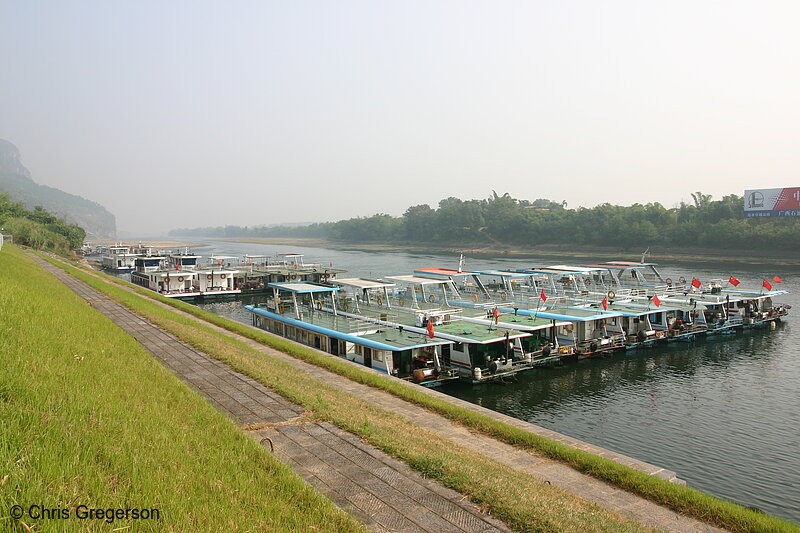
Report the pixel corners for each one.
[0,139,116,239]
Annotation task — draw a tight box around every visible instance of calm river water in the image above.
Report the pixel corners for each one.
[187,240,799,523]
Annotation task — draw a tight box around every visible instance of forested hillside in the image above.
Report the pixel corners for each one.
[0,193,85,252]
[0,139,116,239]
[171,192,800,252]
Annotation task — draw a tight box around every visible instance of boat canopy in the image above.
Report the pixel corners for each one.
[331,278,396,290]
[385,275,453,286]
[547,265,608,274]
[414,268,479,278]
[268,281,340,294]
[605,261,659,267]
[246,306,446,351]
[477,270,532,279]
[533,306,623,322]
[583,263,645,270]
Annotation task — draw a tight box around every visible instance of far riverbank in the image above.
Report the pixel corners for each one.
[215,237,800,268]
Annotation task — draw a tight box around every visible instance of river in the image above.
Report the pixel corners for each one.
[183,239,799,523]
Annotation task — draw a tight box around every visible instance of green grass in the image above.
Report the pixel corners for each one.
[0,245,364,533]
[44,252,800,533]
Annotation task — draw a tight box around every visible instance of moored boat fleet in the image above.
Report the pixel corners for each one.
[89,245,791,387]
[244,256,791,387]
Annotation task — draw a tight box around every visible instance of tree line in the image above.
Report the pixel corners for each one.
[0,193,86,253]
[171,192,800,252]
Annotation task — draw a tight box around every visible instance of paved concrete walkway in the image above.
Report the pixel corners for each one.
[36,254,729,533]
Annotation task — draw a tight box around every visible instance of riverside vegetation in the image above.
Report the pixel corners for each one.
[170,191,800,254]
[38,249,799,533]
[0,193,85,253]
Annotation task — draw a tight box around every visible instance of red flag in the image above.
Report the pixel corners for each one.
[601,297,608,310]
[217,259,222,265]
[492,306,500,325]
[652,294,661,307]
[691,278,701,289]
[540,289,547,303]
[762,279,773,291]
[728,276,740,287]
[330,262,333,268]
[773,275,782,283]
[426,320,435,338]
[175,263,179,271]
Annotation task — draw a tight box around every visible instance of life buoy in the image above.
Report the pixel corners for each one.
[428,294,436,303]
[221,274,226,279]
[666,278,673,285]
[207,274,212,280]
[607,290,616,300]
[471,293,478,303]
[564,324,574,333]
[500,291,508,299]
[177,276,184,282]
[316,300,322,310]
[377,295,383,305]
[679,276,686,284]
[278,303,285,314]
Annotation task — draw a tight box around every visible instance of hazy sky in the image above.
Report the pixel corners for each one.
[2,1,799,235]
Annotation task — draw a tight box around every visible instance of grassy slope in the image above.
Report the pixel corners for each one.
[43,254,800,533]
[0,245,363,532]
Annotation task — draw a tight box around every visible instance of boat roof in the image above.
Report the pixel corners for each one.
[277,253,304,258]
[583,263,645,270]
[157,270,197,278]
[477,270,532,278]
[197,268,239,274]
[414,268,478,278]
[331,278,396,290]
[244,254,268,258]
[459,309,571,331]
[606,261,659,266]
[623,301,708,312]
[547,265,607,273]
[210,255,238,260]
[246,306,448,351]
[515,268,576,275]
[385,275,451,286]
[528,306,623,321]
[577,302,679,316]
[268,281,340,294]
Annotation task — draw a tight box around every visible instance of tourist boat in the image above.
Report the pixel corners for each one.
[245,278,565,384]
[244,281,456,386]
[101,246,140,273]
[357,275,573,369]
[410,267,627,357]
[131,267,199,297]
